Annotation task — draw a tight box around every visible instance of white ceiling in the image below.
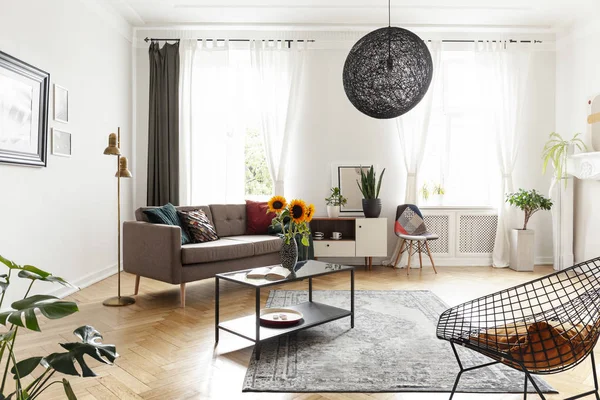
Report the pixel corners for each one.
[104,0,598,30]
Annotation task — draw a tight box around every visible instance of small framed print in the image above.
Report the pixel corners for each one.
[51,128,71,157]
[53,84,68,123]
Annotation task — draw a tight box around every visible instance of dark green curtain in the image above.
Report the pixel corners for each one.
[147,42,180,206]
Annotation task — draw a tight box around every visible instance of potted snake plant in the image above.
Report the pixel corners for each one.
[356,165,386,218]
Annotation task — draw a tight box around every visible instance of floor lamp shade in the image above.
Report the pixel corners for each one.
[103,127,135,307]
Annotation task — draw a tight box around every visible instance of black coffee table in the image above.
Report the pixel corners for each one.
[215,260,354,359]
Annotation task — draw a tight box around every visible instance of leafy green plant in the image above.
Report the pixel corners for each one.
[433,183,445,196]
[505,189,553,230]
[356,166,386,199]
[419,183,430,201]
[0,255,118,399]
[542,132,587,187]
[324,187,347,206]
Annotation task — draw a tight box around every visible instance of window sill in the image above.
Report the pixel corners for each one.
[418,205,496,211]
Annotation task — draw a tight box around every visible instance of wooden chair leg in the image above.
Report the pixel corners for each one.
[418,242,423,269]
[369,257,373,271]
[134,275,140,295]
[180,283,186,307]
[425,241,438,274]
[392,239,406,268]
[406,241,413,275]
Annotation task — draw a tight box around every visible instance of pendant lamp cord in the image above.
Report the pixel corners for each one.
[387,0,392,70]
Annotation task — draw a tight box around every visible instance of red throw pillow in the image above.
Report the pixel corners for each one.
[246,200,276,235]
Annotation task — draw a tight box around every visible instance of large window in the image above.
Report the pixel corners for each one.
[418,51,499,207]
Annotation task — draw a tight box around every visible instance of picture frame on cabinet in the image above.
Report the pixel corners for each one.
[331,163,376,214]
[0,50,50,167]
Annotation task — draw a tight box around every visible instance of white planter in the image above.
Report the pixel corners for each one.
[510,229,535,272]
[326,205,340,218]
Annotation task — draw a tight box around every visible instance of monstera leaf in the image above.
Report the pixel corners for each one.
[17,265,75,288]
[43,326,118,377]
[0,295,78,332]
[0,255,75,289]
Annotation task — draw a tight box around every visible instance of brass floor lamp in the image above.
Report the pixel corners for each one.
[103,127,135,307]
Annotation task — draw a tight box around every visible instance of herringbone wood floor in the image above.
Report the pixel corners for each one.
[13,264,599,399]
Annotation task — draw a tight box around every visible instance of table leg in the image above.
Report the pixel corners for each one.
[255,287,261,360]
[215,277,219,343]
[351,269,355,329]
[308,277,313,302]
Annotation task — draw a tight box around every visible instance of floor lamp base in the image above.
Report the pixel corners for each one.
[103,296,136,307]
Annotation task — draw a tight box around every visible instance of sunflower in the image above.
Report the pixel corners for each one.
[267,196,287,213]
[305,203,315,223]
[289,199,307,224]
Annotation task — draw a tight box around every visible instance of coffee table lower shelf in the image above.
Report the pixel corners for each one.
[218,301,351,343]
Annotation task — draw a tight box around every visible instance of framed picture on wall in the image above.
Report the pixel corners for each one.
[331,164,374,214]
[51,128,71,157]
[53,84,68,123]
[0,50,50,167]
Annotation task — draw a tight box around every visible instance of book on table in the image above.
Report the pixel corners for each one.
[247,266,291,280]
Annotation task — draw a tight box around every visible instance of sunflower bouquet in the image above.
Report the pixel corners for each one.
[268,196,315,246]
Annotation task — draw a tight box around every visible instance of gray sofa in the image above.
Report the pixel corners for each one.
[123,204,281,307]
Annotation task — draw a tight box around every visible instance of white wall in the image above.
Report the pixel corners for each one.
[556,17,600,262]
[132,33,555,265]
[0,0,132,303]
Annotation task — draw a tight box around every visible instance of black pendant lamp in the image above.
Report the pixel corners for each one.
[343,0,433,119]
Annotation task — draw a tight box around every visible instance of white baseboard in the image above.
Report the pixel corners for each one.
[45,263,117,299]
[535,256,554,265]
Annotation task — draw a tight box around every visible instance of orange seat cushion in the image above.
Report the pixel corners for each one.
[471,320,598,371]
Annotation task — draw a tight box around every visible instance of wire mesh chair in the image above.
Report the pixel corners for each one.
[391,204,438,275]
[437,257,600,400]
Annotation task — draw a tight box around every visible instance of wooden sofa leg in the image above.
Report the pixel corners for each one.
[134,275,140,295]
[180,283,186,308]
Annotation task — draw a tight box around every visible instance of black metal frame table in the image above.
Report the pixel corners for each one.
[215,260,354,360]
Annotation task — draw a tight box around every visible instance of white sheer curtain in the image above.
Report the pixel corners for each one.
[388,41,442,267]
[396,41,442,204]
[475,42,531,268]
[184,40,247,205]
[251,41,306,196]
[179,39,197,206]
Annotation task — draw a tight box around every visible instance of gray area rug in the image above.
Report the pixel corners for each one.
[243,290,556,393]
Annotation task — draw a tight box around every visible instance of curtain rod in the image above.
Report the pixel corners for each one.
[144,37,541,44]
[144,37,315,43]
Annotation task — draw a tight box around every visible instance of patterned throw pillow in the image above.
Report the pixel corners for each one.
[178,210,219,243]
[395,207,427,236]
[143,203,191,245]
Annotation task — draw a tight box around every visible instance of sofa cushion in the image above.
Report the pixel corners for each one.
[245,200,276,235]
[136,205,213,225]
[209,204,246,237]
[227,235,282,256]
[178,209,219,243]
[142,203,191,245]
[181,238,254,264]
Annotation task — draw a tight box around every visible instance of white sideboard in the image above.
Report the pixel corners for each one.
[311,217,387,269]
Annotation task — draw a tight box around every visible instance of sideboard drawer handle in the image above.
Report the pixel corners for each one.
[327,244,330,247]
[359,225,362,228]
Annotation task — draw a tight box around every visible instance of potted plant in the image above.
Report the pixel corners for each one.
[505,189,553,271]
[419,182,430,204]
[542,132,587,187]
[324,187,347,218]
[0,255,118,399]
[432,183,445,205]
[356,165,386,218]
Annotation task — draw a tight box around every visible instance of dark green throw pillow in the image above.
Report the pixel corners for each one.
[143,203,191,245]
